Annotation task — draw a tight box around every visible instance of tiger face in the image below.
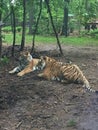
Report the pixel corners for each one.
[37,56,63,80]
[19,51,33,62]
[40,56,57,67]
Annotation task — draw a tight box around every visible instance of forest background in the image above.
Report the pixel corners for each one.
[0,0,98,56]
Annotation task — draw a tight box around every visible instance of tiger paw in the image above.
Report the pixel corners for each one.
[17,72,23,76]
[9,70,14,74]
[38,73,43,77]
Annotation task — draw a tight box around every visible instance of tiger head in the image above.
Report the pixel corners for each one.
[19,51,33,62]
[39,56,56,67]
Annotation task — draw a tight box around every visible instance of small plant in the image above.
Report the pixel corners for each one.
[17,27,21,32]
[0,56,9,65]
[66,119,77,127]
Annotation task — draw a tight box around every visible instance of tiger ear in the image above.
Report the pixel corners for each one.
[24,51,31,56]
[26,51,29,55]
[41,56,47,60]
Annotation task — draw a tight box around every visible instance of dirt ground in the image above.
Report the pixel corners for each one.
[0,44,98,130]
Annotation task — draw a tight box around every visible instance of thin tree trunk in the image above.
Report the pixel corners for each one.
[78,0,81,35]
[45,0,63,55]
[31,0,42,53]
[0,0,3,56]
[11,5,16,57]
[20,0,26,51]
[28,1,34,35]
[61,0,69,36]
[28,10,34,35]
[85,0,89,11]
[61,5,68,36]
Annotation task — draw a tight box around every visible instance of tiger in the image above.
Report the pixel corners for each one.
[36,56,98,93]
[9,51,41,76]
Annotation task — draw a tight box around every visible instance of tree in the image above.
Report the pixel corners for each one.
[0,0,3,56]
[27,0,34,35]
[45,0,63,55]
[61,0,69,36]
[20,0,26,51]
[69,0,98,34]
[31,0,42,53]
[11,4,16,56]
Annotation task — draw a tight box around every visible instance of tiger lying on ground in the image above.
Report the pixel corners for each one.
[9,51,41,76]
[36,56,98,93]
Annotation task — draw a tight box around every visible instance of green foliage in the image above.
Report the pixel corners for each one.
[17,27,22,32]
[1,0,98,38]
[36,0,64,35]
[69,0,98,26]
[2,26,12,33]
[0,56,9,66]
[2,26,22,33]
[66,119,77,127]
[87,29,98,38]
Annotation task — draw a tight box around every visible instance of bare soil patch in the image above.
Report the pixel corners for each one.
[0,45,98,130]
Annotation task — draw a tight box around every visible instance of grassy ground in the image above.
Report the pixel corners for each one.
[3,33,98,46]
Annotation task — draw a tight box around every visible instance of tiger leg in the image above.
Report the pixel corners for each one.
[38,72,51,80]
[38,67,51,80]
[9,66,20,74]
[17,67,32,76]
[38,73,44,77]
[61,79,70,83]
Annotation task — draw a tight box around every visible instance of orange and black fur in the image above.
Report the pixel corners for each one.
[37,56,98,93]
[9,51,41,76]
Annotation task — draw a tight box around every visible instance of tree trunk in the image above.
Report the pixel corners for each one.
[61,0,69,36]
[28,1,34,35]
[62,6,68,36]
[31,0,42,53]
[45,0,63,55]
[11,5,16,57]
[20,0,26,51]
[78,0,81,35]
[85,0,89,10]
[0,0,3,56]
[28,10,34,35]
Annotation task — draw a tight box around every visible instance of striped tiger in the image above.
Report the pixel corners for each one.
[9,51,41,76]
[37,56,98,93]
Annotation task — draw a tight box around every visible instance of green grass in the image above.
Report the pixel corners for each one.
[60,36,98,46]
[66,119,77,127]
[0,56,10,67]
[3,33,98,46]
